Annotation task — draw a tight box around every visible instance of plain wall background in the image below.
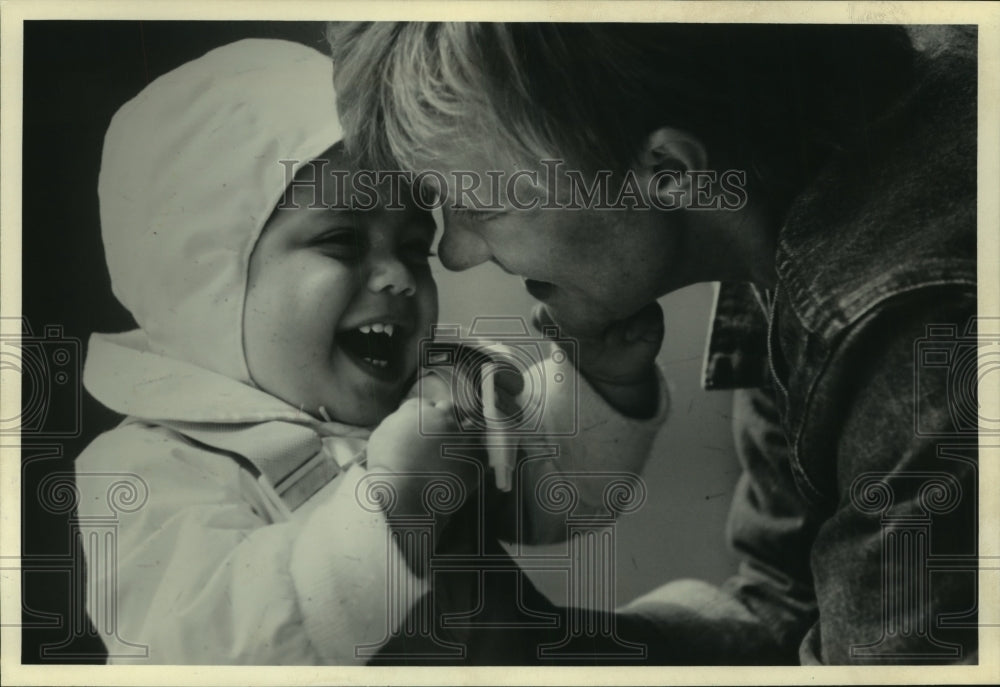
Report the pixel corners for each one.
[19,20,740,662]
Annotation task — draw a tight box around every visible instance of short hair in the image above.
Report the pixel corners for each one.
[326,22,915,192]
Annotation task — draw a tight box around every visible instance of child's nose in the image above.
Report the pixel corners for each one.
[366,255,416,297]
[437,224,492,271]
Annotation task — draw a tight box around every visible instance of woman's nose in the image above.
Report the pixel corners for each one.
[437,223,492,271]
[366,255,416,297]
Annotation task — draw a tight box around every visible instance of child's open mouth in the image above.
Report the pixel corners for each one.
[336,322,409,380]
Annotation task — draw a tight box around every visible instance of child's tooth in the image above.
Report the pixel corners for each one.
[384,324,395,337]
[360,325,372,334]
[363,356,372,364]
[371,323,385,333]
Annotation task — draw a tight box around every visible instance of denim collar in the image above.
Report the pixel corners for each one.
[702,281,771,391]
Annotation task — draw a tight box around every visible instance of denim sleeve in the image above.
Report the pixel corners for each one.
[621,290,978,665]
[617,384,818,664]
[795,289,978,664]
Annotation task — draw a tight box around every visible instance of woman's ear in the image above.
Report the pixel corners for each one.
[636,127,708,208]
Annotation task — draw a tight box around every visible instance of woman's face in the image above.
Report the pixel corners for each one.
[428,147,686,335]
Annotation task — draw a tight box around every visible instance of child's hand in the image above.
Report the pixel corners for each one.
[366,374,482,518]
[531,302,664,418]
[367,397,452,474]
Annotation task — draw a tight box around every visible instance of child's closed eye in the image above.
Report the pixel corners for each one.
[312,227,362,261]
[451,207,508,223]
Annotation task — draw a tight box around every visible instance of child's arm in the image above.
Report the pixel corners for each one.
[490,303,670,544]
[75,424,428,665]
[505,354,669,544]
[364,390,483,574]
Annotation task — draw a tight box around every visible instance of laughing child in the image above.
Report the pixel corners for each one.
[75,38,668,665]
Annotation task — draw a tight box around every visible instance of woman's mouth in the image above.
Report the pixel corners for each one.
[524,278,556,300]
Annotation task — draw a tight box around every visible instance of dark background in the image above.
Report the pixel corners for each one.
[20,20,331,663]
[19,20,742,664]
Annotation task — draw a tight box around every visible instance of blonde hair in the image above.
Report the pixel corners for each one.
[327,22,917,197]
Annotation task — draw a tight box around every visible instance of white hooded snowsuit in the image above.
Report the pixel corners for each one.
[76,38,669,665]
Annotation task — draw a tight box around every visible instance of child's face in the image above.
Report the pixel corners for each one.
[243,149,438,426]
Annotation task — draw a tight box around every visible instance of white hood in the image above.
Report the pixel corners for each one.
[98,38,344,383]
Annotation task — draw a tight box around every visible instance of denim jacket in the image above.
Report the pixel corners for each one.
[622,26,978,664]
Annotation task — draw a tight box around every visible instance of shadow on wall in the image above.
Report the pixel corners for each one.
[432,259,742,605]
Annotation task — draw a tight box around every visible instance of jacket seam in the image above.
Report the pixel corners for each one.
[775,247,975,339]
[789,280,977,507]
